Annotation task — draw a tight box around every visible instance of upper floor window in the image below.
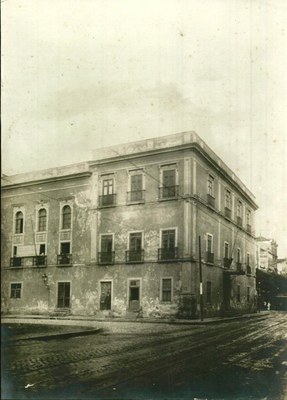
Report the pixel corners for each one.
[159,229,178,260]
[224,242,229,259]
[206,233,214,263]
[246,253,250,266]
[38,208,47,232]
[159,166,178,199]
[62,205,71,229]
[207,175,214,197]
[237,248,241,264]
[225,189,232,210]
[15,211,24,234]
[129,173,144,202]
[246,209,251,225]
[126,232,144,263]
[100,178,116,207]
[237,200,242,217]
[98,234,115,264]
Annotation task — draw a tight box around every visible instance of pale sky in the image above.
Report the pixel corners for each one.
[2,0,287,256]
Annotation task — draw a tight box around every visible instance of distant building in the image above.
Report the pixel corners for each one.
[1,131,258,318]
[277,259,287,276]
[256,237,278,273]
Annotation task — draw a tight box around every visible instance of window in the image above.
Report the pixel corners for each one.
[130,174,144,202]
[101,178,116,206]
[10,283,22,299]
[207,175,214,196]
[98,234,114,264]
[161,278,172,302]
[246,253,250,266]
[62,205,71,229]
[247,286,250,302]
[225,190,232,210]
[206,281,212,304]
[58,242,72,265]
[224,242,229,259]
[15,211,24,234]
[160,167,178,199]
[236,285,241,302]
[206,234,214,263]
[127,232,143,262]
[159,229,177,260]
[237,200,242,217]
[237,248,241,263]
[246,209,251,225]
[38,208,47,232]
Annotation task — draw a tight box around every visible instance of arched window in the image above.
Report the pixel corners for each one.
[62,205,71,229]
[15,211,24,234]
[38,208,47,232]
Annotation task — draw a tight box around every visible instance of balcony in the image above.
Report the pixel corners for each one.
[98,194,116,207]
[97,251,115,265]
[237,216,242,227]
[224,207,231,219]
[206,251,214,264]
[10,257,23,267]
[246,224,251,234]
[236,262,244,274]
[126,249,144,263]
[158,186,179,200]
[33,255,47,267]
[206,194,215,207]
[158,247,178,261]
[246,265,252,275]
[57,254,72,266]
[127,190,145,203]
[223,257,232,269]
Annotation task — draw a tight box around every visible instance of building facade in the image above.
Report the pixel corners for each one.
[1,132,258,318]
[256,236,278,273]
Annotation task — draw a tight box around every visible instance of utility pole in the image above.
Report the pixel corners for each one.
[199,235,204,321]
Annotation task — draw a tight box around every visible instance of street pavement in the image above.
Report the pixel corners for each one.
[2,311,287,399]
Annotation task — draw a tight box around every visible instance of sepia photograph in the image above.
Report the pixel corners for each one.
[1,1,287,399]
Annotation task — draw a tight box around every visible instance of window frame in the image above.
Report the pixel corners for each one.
[61,204,72,230]
[160,227,178,248]
[38,208,47,232]
[225,189,232,210]
[237,200,243,218]
[10,282,22,299]
[206,233,214,253]
[237,248,241,263]
[14,210,24,234]
[224,241,229,258]
[99,233,115,252]
[160,277,173,302]
[159,164,179,199]
[207,174,215,197]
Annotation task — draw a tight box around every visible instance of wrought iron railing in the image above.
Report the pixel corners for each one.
[158,247,178,261]
[207,194,215,207]
[10,257,23,267]
[33,255,47,267]
[98,194,116,207]
[126,249,144,263]
[57,254,72,265]
[158,186,179,200]
[223,257,232,269]
[236,262,244,273]
[246,265,252,275]
[206,251,214,264]
[127,190,145,203]
[97,251,115,265]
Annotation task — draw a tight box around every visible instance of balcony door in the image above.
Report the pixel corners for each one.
[162,169,176,197]
[130,174,143,201]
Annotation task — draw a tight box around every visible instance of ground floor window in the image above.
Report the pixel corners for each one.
[10,283,22,298]
[57,282,70,308]
[161,278,172,302]
[100,281,112,310]
[236,285,241,302]
[206,281,212,304]
[247,286,250,302]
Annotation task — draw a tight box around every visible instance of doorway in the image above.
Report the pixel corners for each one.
[100,281,112,310]
[129,280,140,311]
[57,282,70,308]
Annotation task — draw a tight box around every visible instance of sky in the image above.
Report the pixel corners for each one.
[2,0,287,256]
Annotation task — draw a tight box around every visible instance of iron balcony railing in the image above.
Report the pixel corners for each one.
[10,257,23,267]
[246,265,252,275]
[224,207,232,219]
[158,247,178,261]
[97,251,115,265]
[246,224,251,234]
[206,251,214,264]
[33,255,47,267]
[98,194,116,207]
[158,186,179,200]
[236,262,244,273]
[57,254,72,266]
[223,257,232,269]
[127,190,145,203]
[237,216,242,227]
[207,194,215,207]
[125,249,144,263]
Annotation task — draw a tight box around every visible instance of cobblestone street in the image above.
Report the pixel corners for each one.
[2,312,287,399]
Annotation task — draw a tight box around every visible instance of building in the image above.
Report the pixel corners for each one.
[1,131,258,318]
[277,259,287,276]
[256,236,278,273]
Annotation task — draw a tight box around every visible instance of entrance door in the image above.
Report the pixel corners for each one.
[57,282,70,308]
[100,281,112,310]
[129,280,140,311]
